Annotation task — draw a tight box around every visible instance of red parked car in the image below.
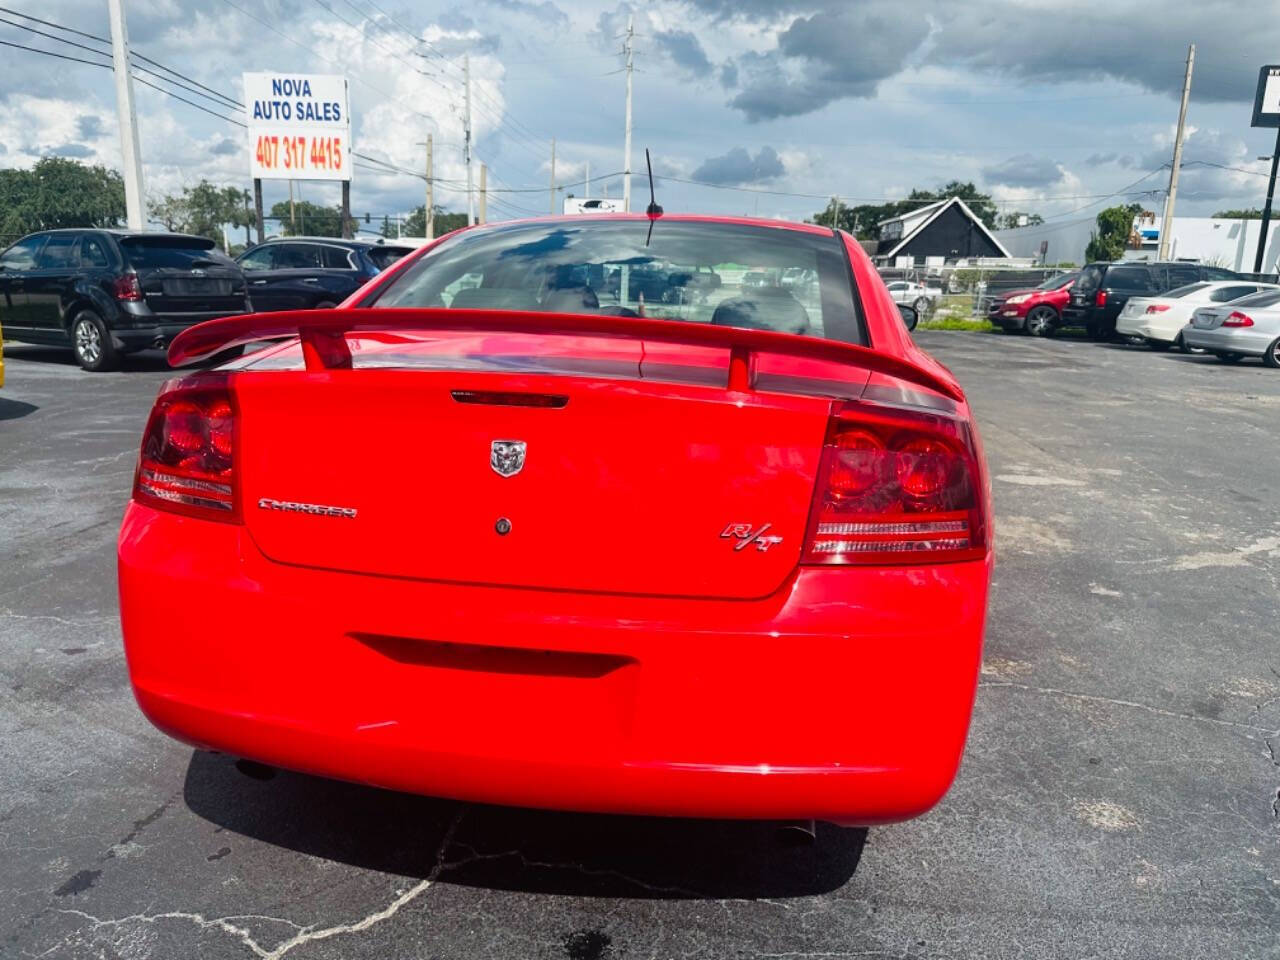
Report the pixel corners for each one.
[987,271,1079,336]
[118,215,993,827]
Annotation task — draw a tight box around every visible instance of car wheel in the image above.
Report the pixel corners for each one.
[1024,305,1056,337]
[1215,352,1243,363]
[1263,339,1280,369]
[912,296,930,317]
[71,311,118,372]
[1174,332,1203,354]
[1085,324,1108,341]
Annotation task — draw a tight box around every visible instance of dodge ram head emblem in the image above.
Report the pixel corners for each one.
[490,440,527,477]
[721,522,783,552]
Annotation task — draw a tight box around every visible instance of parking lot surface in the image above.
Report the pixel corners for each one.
[2,333,1278,959]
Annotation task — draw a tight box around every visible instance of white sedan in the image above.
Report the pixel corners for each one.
[884,280,943,314]
[1183,288,1280,366]
[1116,280,1278,350]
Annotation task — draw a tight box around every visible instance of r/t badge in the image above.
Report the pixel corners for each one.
[721,522,783,552]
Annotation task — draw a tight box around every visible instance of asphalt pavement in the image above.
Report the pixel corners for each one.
[2,332,1278,959]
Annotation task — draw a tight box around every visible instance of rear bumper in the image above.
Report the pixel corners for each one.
[1182,327,1271,355]
[113,304,252,348]
[118,503,991,824]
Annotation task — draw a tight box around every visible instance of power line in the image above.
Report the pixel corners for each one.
[0,7,242,111]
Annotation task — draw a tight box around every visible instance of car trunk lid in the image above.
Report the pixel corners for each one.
[234,356,833,599]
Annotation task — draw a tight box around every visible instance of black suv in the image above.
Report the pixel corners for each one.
[0,229,250,371]
[235,237,415,312]
[1062,261,1240,338]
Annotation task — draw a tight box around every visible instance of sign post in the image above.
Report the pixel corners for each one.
[244,72,351,238]
[1251,65,1280,274]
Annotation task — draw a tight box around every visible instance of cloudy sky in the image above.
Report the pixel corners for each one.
[1,0,1278,233]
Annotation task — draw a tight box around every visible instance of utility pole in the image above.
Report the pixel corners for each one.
[464,54,474,226]
[242,190,252,246]
[427,135,437,240]
[1255,134,1280,274]
[832,195,842,232]
[1158,43,1195,261]
[549,138,557,215]
[479,163,487,224]
[106,0,145,229]
[288,179,296,233]
[622,15,633,212]
[341,180,352,239]
[253,179,264,244]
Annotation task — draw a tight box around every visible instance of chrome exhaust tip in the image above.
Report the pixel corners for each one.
[775,819,817,846]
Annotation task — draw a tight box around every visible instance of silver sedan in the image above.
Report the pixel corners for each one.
[1183,288,1280,366]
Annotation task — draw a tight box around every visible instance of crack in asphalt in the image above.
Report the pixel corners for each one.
[978,680,1280,733]
[52,810,465,959]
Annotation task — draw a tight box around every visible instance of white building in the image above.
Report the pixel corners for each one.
[1123,217,1280,272]
[994,214,1280,273]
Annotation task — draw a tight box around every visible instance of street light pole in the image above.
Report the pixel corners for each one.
[1254,128,1280,274]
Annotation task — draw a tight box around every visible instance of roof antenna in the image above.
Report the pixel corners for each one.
[645,148,663,217]
[644,148,662,246]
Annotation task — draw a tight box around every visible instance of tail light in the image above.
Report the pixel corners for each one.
[114,273,143,301]
[803,402,987,565]
[1095,290,1108,307]
[133,376,240,523]
[1222,311,1254,327]
[1145,304,1170,314]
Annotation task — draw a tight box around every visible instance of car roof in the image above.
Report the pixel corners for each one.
[24,228,213,244]
[255,236,415,249]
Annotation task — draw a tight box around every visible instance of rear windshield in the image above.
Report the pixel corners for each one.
[1075,264,1104,293]
[1165,282,1210,299]
[1229,289,1280,309]
[1037,272,1077,291]
[367,246,413,271]
[120,236,220,270]
[371,219,863,343]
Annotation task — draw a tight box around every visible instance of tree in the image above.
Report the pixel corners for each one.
[0,157,126,240]
[1085,203,1140,262]
[394,204,469,238]
[811,181,999,241]
[148,180,252,241]
[996,211,1044,230]
[267,199,343,236]
[1212,208,1262,219]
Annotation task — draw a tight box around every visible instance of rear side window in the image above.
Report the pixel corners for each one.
[1209,285,1261,302]
[120,236,218,269]
[79,234,111,268]
[366,246,411,271]
[1204,267,1238,281]
[1106,266,1156,290]
[1229,289,1280,309]
[321,245,353,269]
[1075,265,1104,293]
[1164,265,1201,288]
[1164,282,1210,299]
[373,219,864,344]
[36,233,78,268]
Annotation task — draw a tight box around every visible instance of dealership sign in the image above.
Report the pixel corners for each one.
[1253,65,1280,128]
[244,73,351,180]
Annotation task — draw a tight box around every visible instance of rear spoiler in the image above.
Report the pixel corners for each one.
[168,307,964,402]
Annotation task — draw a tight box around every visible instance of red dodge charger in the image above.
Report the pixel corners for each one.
[118,215,993,826]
